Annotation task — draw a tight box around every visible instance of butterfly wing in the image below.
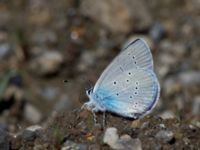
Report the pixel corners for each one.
[93,38,153,92]
[94,68,160,118]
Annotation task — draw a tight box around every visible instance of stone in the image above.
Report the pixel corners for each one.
[0,126,9,150]
[159,111,175,119]
[29,51,64,76]
[24,103,42,124]
[0,43,12,59]
[77,50,96,72]
[191,120,200,128]
[131,120,141,128]
[31,29,57,45]
[149,22,165,42]
[80,0,152,33]
[20,130,36,141]
[103,127,122,149]
[192,96,200,115]
[159,124,166,129]
[178,71,200,85]
[103,128,142,150]
[26,125,42,132]
[62,140,87,150]
[17,125,42,143]
[151,142,162,150]
[118,135,142,150]
[155,130,174,143]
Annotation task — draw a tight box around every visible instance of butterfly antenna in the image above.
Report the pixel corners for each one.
[74,88,86,121]
[81,76,93,91]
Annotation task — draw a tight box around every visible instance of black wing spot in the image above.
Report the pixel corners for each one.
[132,56,135,59]
[135,92,138,95]
[127,80,129,82]
[135,87,138,89]
[134,61,137,64]
[128,72,131,75]
[116,93,119,96]
[130,96,133,98]
[114,81,117,85]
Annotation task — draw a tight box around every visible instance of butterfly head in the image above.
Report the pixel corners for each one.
[83,88,97,111]
[86,88,93,97]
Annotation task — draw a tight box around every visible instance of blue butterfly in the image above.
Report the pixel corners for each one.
[83,38,160,119]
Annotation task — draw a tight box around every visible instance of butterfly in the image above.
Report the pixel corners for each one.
[83,38,160,119]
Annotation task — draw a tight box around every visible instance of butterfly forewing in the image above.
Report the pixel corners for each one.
[93,39,153,93]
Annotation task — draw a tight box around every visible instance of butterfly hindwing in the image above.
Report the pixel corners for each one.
[94,68,160,118]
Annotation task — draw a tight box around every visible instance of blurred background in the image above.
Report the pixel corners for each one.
[0,0,200,137]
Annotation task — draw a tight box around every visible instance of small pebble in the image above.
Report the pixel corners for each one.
[192,96,200,115]
[24,103,42,124]
[0,125,9,150]
[149,22,165,42]
[62,140,87,150]
[0,43,12,59]
[29,51,64,76]
[103,127,119,148]
[131,120,141,128]
[31,29,57,45]
[155,130,174,143]
[179,71,200,85]
[118,135,142,150]
[104,128,142,150]
[20,130,36,141]
[159,111,175,119]
[26,125,42,132]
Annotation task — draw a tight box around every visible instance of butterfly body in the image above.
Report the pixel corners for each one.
[85,38,160,119]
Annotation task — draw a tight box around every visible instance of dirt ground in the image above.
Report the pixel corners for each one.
[0,0,200,149]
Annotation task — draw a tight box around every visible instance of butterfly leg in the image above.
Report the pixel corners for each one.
[92,110,97,124]
[102,111,106,128]
[81,103,87,110]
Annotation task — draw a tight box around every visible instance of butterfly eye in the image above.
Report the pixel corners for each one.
[87,89,92,95]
